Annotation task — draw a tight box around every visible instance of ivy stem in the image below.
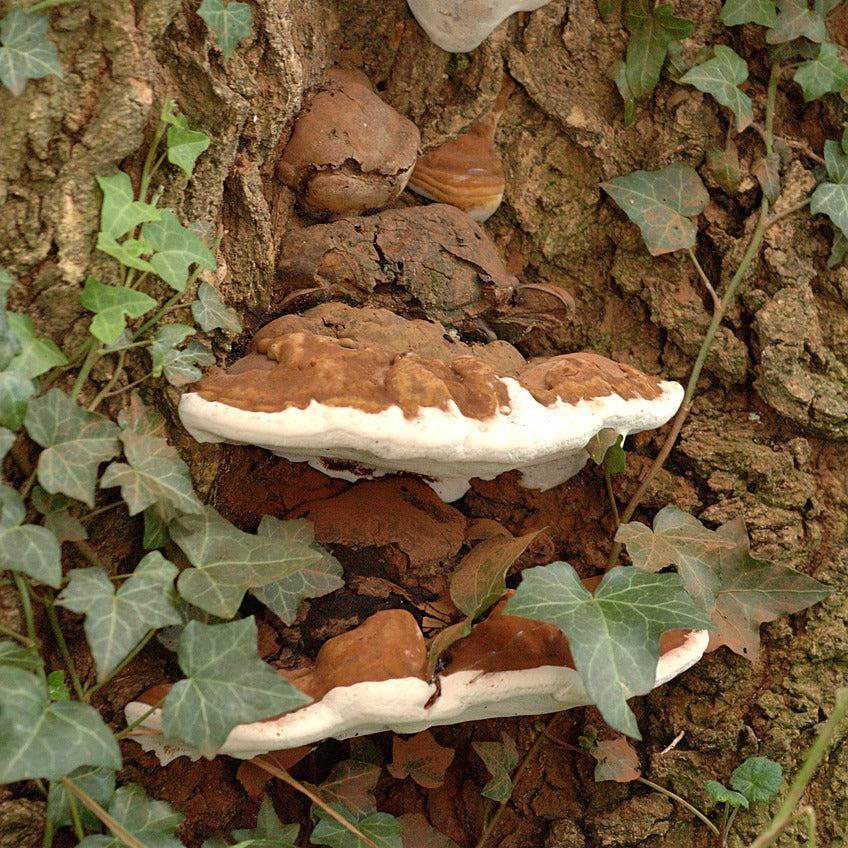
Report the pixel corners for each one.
[67,792,86,841]
[45,602,87,701]
[764,63,780,157]
[80,500,124,523]
[70,343,102,402]
[138,114,169,206]
[115,696,165,740]
[13,573,44,679]
[604,469,620,526]
[41,817,54,848]
[687,246,720,311]
[0,620,35,646]
[87,349,127,411]
[133,290,185,339]
[747,688,848,848]
[252,757,380,848]
[101,373,153,400]
[61,778,146,848]
[27,0,77,12]
[765,197,810,230]
[86,629,155,697]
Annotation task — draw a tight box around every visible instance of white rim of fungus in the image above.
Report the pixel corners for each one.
[178,378,684,500]
[124,629,708,764]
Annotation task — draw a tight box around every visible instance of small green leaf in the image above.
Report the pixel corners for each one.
[96,173,161,240]
[166,113,211,177]
[0,371,35,430]
[76,784,184,848]
[0,640,43,672]
[610,59,636,126]
[720,0,777,26]
[96,234,156,273]
[311,806,404,848]
[828,230,848,268]
[25,390,121,507]
[191,282,242,333]
[730,756,783,802]
[149,323,196,378]
[80,277,157,345]
[604,436,627,474]
[810,140,848,238]
[197,0,254,60]
[162,617,311,756]
[766,0,836,44]
[46,669,70,702]
[0,666,121,782]
[232,795,298,845]
[681,46,753,132]
[0,9,62,97]
[705,780,749,809]
[141,210,216,292]
[472,733,518,802]
[161,339,214,386]
[794,42,848,102]
[57,553,182,681]
[504,564,714,738]
[5,312,67,378]
[48,765,116,830]
[602,162,710,255]
[144,505,171,550]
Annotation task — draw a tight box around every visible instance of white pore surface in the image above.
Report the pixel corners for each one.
[178,378,684,502]
[407,0,552,52]
[124,630,708,764]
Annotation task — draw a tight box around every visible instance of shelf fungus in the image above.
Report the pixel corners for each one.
[125,607,709,762]
[177,304,684,501]
[277,67,420,219]
[407,0,553,53]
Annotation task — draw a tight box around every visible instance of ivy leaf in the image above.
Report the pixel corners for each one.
[794,43,848,102]
[198,0,254,60]
[472,732,518,802]
[165,112,211,177]
[616,506,736,608]
[141,210,216,292]
[314,760,381,816]
[0,640,43,672]
[828,231,848,268]
[171,507,324,618]
[191,282,242,333]
[311,806,404,848]
[76,784,184,848]
[0,666,121,782]
[232,795,299,845]
[705,780,749,809]
[160,338,214,386]
[96,173,161,241]
[591,737,642,782]
[753,152,781,202]
[47,765,116,830]
[602,162,709,255]
[80,277,157,345]
[161,617,311,756]
[681,46,753,132]
[0,518,62,587]
[398,815,460,848]
[0,371,35,430]
[610,59,636,126]
[5,312,67,378]
[149,323,195,377]
[96,234,156,274]
[388,730,455,789]
[720,0,777,25]
[57,553,182,681]
[144,505,171,550]
[810,143,848,235]
[624,0,695,99]
[504,563,714,738]
[0,9,62,97]
[0,426,13,460]
[249,517,344,624]
[709,518,831,659]
[766,0,836,44]
[25,389,121,507]
[730,756,783,802]
[47,669,70,702]
[32,486,88,544]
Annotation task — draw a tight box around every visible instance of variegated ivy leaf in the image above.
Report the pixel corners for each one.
[311,806,404,848]
[96,234,156,274]
[96,173,160,241]
[472,732,518,802]
[197,0,254,60]
[231,795,299,845]
[794,42,848,102]
[47,765,116,830]
[80,277,157,345]
[162,617,311,755]
[811,139,848,238]
[0,515,62,587]
[720,0,777,25]
[0,371,34,430]
[24,389,121,507]
[140,210,216,292]
[766,0,839,44]
[164,110,211,177]
[681,46,753,132]
[0,427,13,461]
[0,666,121,782]
[57,553,182,680]
[5,312,67,378]
[149,323,195,377]
[0,640,43,672]
[149,322,214,386]
[0,9,62,97]
[191,281,242,333]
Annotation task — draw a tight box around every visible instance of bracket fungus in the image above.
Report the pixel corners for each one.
[126,607,709,762]
[407,0,553,53]
[178,304,684,501]
[277,67,420,219]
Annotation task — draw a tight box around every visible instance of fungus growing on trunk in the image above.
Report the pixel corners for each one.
[277,67,420,219]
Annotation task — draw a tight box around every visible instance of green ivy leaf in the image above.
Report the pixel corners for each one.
[46,669,70,701]
[80,277,157,345]
[610,59,636,126]
[624,0,694,99]
[197,0,254,60]
[0,640,43,672]
[57,553,182,681]
[504,564,714,738]
[0,9,62,97]
[472,733,518,802]
[25,390,121,507]
[32,485,88,544]
[0,666,121,782]
[766,0,837,44]
[165,112,211,177]
[810,141,848,236]
[96,173,161,241]
[144,505,171,550]
[231,795,299,845]
[720,0,777,25]
[96,234,156,274]
[5,312,67,378]
[161,339,214,386]
[311,806,404,848]
[705,780,749,809]
[0,371,35,430]
[681,46,753,131]
[191,282,242,333]
[171,507,324,617]
[250,517,344,624]
[141,211,216,292]
[0,518,62,587]
[602,162,709,255]
[0,427,14,460]
[76,784,184,848]
[47,765,116,830]
[161,617,311,756]
[794,42,848,102]
[730,756,783,802]
[149,323,195,378]
[828,230,848,268]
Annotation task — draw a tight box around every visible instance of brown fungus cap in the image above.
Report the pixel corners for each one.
[277,67,420,219]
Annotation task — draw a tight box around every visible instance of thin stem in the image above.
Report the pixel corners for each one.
[70,343,102,402]
[133,290,184,339]
[87,349,126,411]
[101,373,152,400]
[639,778,720,837]
[796,805,816,848]
[764,63,780,157]
[61,778,146,848]
[86,629,155,696]
[747,688,848,848]
[13,573,44,679]
[28,0,77,12]
[0,619,35,646]
[45,603,86,701]
[115,697,165,740]
[138,116,168,206]
[253,757,380,848]
[687,246,720,311]
[67,792,86,841]
[765,198,810,230]
[725,806,740,843]
[604,470,620,526]
[41,817,54,848]
[80,500,124,523]
[719,804,730,846]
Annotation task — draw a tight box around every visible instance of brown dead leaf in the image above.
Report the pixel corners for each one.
[591,737,641,783]
[399,813,460,848]
[312,759,381,815]
[388,730,455,788]
[236,747,313,798]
